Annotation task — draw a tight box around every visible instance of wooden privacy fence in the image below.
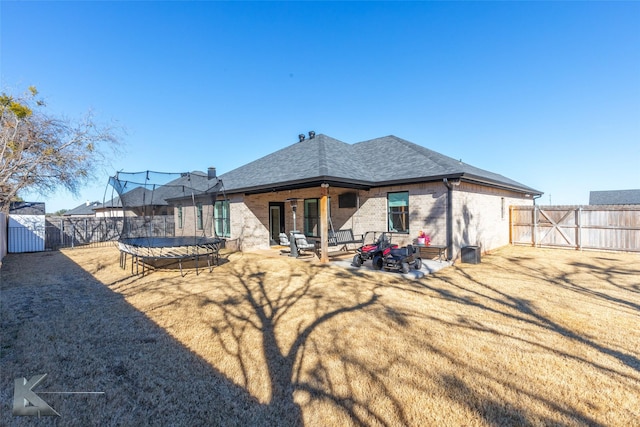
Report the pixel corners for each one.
[510,205,640,252]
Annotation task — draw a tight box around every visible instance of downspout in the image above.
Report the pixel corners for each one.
[532,194,542,247]
[443,178,459,261]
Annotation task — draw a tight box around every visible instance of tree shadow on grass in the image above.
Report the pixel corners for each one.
[193,259,396,425]
[567,260,640,302]
[1,248,407,426]
[4,246,637,426]
[421,249,640,377]
[119,253,422,426]
[362,281,622,426]
[436,372,605,427]
[0,251,272,426]
[416,252,640,374]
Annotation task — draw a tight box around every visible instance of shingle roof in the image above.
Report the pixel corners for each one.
[64,201,101,216]
[100,171,220,208]
[9,202,45,215]
[589,189,640,205]
[219,134,541,195]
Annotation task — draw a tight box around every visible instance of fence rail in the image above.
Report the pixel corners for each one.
[510,205,640,252]
[6,216,176,252]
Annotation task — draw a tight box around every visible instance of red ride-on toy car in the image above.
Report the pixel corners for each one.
[382,244,423,274]
[352,232,398,270]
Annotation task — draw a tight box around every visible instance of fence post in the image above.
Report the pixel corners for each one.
[532,206,538,247]
[509,206,513,244]
[576,207,582,250]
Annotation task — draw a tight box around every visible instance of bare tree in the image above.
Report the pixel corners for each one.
[0,86,122,213]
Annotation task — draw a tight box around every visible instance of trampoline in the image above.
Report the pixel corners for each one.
[106,169,227,276]
[118,236,223,276]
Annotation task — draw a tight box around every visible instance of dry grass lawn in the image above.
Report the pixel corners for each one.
[1,244,639,426]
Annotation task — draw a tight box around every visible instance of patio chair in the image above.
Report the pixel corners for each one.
[279,233,290,246]
[279,233,292,255]
[293,233,316,256]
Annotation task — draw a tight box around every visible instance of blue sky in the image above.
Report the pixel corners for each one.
[2,1,639,212]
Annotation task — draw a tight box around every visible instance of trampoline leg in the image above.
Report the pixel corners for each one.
[179,259,183,277]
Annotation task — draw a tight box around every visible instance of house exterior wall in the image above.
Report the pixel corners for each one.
[450,182,533,258]
[354,183,449,247]
[192,181,534,257]
[95,208,138,218]
[175,198,215,237]
[232,193,271,250]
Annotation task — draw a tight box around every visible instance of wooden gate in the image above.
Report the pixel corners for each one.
[510,205,640,252]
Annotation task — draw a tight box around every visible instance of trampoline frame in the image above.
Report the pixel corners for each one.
[118,236,222,276]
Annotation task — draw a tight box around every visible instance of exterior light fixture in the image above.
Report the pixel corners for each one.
[286,198,301,257]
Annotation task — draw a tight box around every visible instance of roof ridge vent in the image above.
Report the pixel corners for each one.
[298,133,306,142]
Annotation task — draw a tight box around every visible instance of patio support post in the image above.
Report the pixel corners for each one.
[320,184,329,263]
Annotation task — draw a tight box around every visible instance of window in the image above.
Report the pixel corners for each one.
[304,199,319,236]
[177,205,183,229]
[196,203,203,230]
[388,192,409,233]
[338,192,357,208]
[304,198,331,237]
[214,200,230,237]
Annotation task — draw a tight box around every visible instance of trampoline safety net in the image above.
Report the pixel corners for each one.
[105,169,225,275]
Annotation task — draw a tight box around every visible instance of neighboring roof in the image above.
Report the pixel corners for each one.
[589,189,640,205]
[219,134,541,195]
[9,201,46,215]
[64,201,101,216]
[99,171,221,208]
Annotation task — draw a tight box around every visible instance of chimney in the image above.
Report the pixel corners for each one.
[308,131,315,139]
[86,200,90,206]
[208,167,217,180]
[298,133,305,142]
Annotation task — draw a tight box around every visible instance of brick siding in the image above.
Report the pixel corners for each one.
[183,182,534,257]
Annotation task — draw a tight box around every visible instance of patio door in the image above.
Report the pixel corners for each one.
[269,202,285,245]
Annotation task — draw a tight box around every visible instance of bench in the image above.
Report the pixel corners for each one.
[416,244,447,262]
[327,229,364,251]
